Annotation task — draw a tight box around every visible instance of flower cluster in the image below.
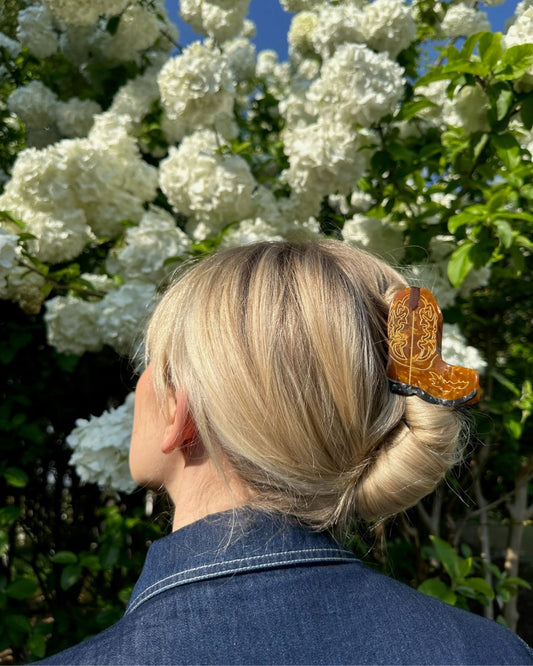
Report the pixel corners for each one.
[43,0,130,26]
[158,42,236,139]
[308,43,405,127]
[440,3,491,38]
[159,130,256,238]
[180,0,251,43]
[45,281,157,356]
[289,0,416,61]
[107,207,192,284]
[17,4,58,58]
[67,393,138,493]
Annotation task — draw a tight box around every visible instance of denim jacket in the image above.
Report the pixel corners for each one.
[40,509,533,665]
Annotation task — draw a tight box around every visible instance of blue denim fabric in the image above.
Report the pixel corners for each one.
[39,509,533,665]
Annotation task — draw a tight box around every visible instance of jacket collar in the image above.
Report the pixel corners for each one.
[126,509,356,615]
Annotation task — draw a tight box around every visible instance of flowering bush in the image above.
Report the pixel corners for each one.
[1,0,533,659]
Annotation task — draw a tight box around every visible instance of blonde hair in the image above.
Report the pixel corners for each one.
[146,240,464,538]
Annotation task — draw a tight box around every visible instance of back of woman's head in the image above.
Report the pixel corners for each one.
[146,240,464,538]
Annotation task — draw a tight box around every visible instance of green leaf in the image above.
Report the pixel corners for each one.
[520,94,533,130]
[448,211,484,233]
[60,563,82,591]
[5,613,32,634]
[479,32,503,70]
[27,633,47,659]
[487,189,509,213]
[2,467,29,488]
[457,557,473,579]
[494,44,533,80]
[464,577,495,600]
[6,578,38,600]
[430,536,463,581]
[418,578,457,605]
[396,98,437,121]
[487,83,514,126]
[490,370,521,396]
[51,550,78,565]
[504,576,532,590]
[491,133,523,171]
[0,530,8,558]
[493,219,514,248]
[0,506,21,527]
[504,413,523,439]
[447,241,475,286]
[516,234,533,250]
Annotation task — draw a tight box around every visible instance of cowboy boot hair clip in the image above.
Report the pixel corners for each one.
[386,287,480,407]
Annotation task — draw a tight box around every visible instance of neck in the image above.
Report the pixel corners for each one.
[166,452,252,532]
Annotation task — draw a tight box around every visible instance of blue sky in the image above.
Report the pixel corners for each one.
[165,0,520,60]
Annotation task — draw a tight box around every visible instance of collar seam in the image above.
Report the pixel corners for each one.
[127,548,355,615]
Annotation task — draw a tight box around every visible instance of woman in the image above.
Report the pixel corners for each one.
[41,240,533,665]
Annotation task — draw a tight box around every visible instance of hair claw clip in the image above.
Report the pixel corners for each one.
[386,287,480,407]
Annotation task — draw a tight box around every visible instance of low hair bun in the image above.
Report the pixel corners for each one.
[353,397,465,522]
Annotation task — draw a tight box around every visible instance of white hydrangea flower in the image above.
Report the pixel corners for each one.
[0,31,22,59]
[221,218,286,247]
[44,295,104,356]
[109,67,161,124]
[221,214,320,248]
[17,5,58,58]
[223,37,256,83]
[440,4,491,38]
[282,119,375,197]
[44,0,130,25]
[180,0,250,43]
[256,50,291,100]
[56,98,102,138]
[359,0,417,58]
[57,23,94,66]
[159,130,256,237]
[309,43,405,127]
[1,122,158,244]
[80,119,159,236]
[0,264,47,314]
[0,230,19,289]
[350,190,374,213]
[513,0,533,18]
[288,11,320,59]
[274,189,323,224]
[0,145,77,215]
[0,197,90,263]
[502,7,533,89]
[103,3,162,63]
[241,18,256,39]
[109,207,191,283]
[328,193,351,216]
[482,0,505,6]
[67,393,137,494]
[430,234,456,262]
[441,323,487,374]
[418,80,490,133]
[342,214,405,260]
[450,85,491,133]
[158,42,235,133]
[311,5,367,60]
[408,263,458,309]
[7,81,58,134]
[97,282,157,355]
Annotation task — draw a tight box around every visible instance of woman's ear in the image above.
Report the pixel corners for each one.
[161,391,197,454]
